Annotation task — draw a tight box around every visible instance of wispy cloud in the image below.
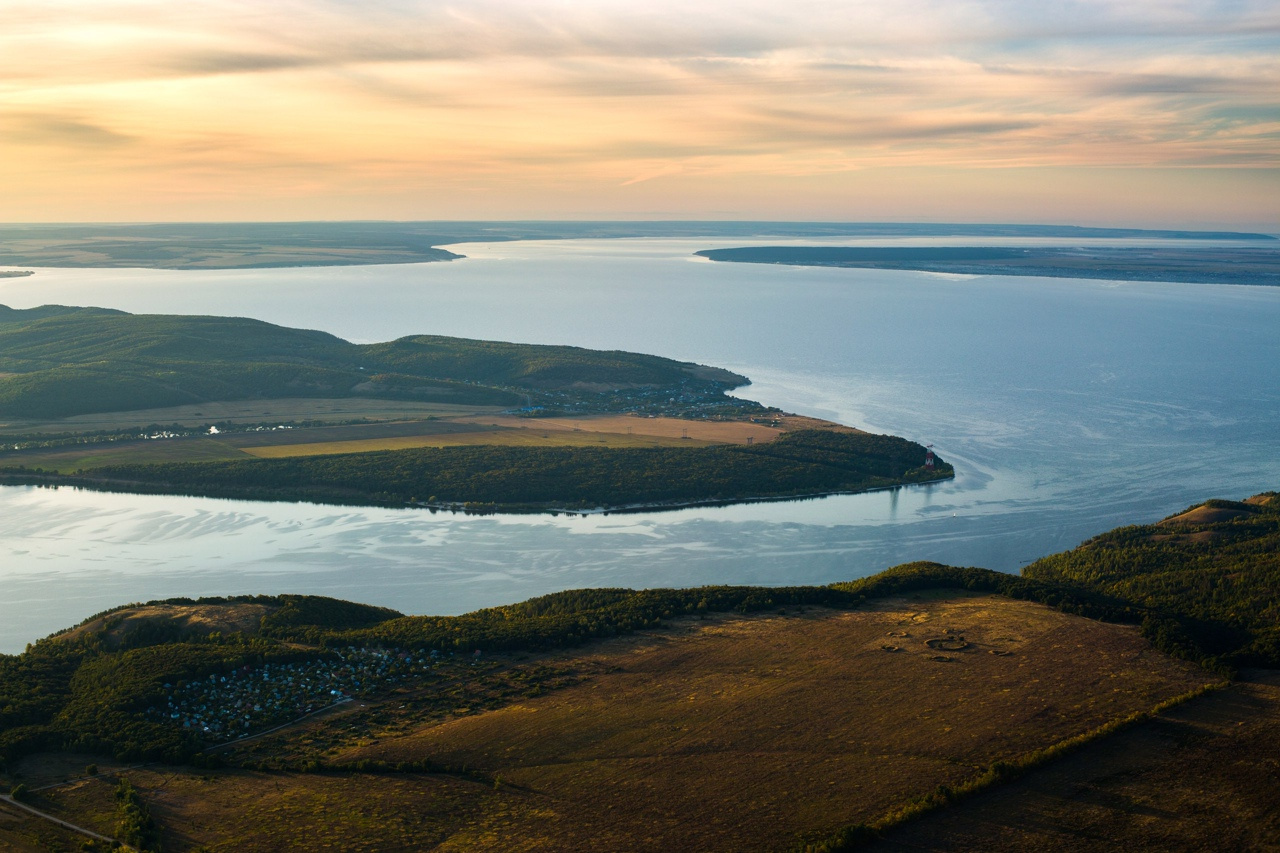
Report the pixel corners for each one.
[3,111,136,148]
[0,0,1276,223]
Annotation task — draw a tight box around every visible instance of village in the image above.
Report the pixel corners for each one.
[146,646,472,742]
[526,379,773,420]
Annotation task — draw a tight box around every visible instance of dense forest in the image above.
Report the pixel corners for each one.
[0,492,1272,768]
[0,305,747,418]
[30,429,951,510]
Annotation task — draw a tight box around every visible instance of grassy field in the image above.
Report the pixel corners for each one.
[870,671,1280,852]
[0,796,93,852]
[9,593,1214,852]
[1,436,252,472]
[449,413,786,443]
[0,398,505,435]
[1,411,776,470]
[239,427,714,458]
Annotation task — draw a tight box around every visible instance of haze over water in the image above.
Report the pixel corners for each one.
[2,237,1278,653]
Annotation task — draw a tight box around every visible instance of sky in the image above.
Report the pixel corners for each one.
[2,0,1278,228]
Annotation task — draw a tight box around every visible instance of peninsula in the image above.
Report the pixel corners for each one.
[0,304,950,511]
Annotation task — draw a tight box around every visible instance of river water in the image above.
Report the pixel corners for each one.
[2,237,1278,652]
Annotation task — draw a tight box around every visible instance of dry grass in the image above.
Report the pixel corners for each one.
[240,428,712,458]
[450,413,785,444]
[870,671,1280,852]
[327,597,1210,852]
[0,798,92,852]
[0,436,251,473]
[64,594,1215,852]
[1158,504,1258,526]
[775,414,865,433]
[0,408,803,468]
[54,603,274,646]
[128,769,538,853]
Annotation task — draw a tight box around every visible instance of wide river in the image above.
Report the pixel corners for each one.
[2,237,1278,653]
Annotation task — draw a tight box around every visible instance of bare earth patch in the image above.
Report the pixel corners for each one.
[1158,504,1259,526]
[55,603,274,646]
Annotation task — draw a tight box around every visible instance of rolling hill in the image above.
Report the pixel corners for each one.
[0,305,747,419]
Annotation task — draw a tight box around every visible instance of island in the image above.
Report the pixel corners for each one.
[0,304,951,511]
[0,491,1275,851]
[695,245,1280,287]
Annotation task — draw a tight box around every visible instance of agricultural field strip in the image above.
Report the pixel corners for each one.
[238,429,715,458]
[448,414,785,443]
[0,413,770,469]
[235,414,773,456]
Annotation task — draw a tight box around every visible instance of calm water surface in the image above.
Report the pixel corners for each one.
[2,237,1278,652]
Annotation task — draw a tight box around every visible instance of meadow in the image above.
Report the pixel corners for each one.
[4,597,1216,852]
[869,671,1280,851]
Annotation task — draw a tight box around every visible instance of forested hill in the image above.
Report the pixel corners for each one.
[0,305,747,419]
[1025,493,1280,668]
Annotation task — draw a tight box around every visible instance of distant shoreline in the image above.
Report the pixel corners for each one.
[695,245,1280,287]
[0,221,1272,271]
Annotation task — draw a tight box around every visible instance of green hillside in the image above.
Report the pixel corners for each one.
[0,305,748,419]
[1025,493,1280,667]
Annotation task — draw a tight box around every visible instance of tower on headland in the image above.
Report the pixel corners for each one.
[924,444,935,470]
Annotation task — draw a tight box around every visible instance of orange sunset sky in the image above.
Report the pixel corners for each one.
[2,0,1277,229]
